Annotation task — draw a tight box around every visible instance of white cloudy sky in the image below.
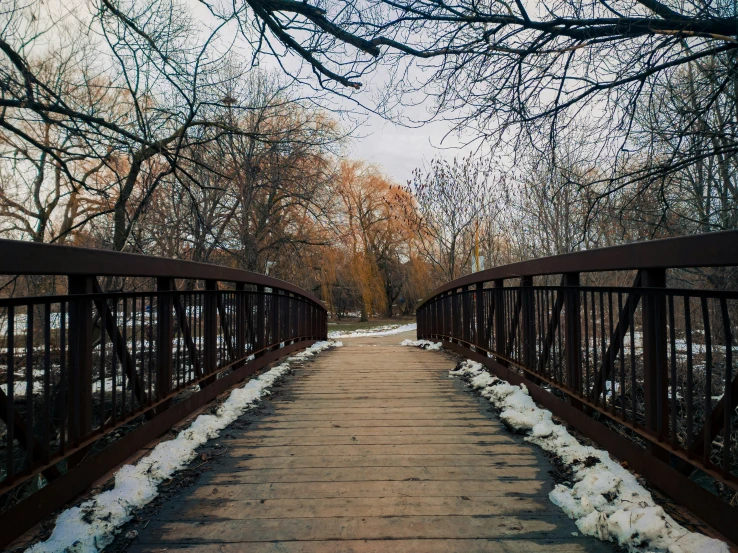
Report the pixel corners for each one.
[342,112,477,184]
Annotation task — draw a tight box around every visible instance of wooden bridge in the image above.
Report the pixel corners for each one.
[1,233,737,551]
[119,332,614,552]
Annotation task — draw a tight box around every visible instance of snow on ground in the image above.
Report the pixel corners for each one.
[400,338,442,351]
[26,340,342,553]
[328,323,416,338]
[401,342,728,553]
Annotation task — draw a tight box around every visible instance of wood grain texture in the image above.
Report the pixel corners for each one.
[128,332,616,553]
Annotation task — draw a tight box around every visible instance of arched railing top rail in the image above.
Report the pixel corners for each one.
[0,238,324,306]
[419,230,738,305]
[0,240,327,548]
[416,230,738,546]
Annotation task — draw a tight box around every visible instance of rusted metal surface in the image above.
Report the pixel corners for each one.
[0,241,327,548]
[416,231,738,544]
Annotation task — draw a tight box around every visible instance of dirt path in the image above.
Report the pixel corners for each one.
[126,331,616,552]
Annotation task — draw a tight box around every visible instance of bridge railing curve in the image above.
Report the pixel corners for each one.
[0,239,327,546]
[416,230,738,544]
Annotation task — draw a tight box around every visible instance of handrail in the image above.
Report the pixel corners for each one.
[0,239,324,306]
[419,230,738,305]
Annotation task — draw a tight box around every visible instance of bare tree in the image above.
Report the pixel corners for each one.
[408,155,499,282]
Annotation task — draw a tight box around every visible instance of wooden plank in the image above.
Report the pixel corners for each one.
[129,538,608,553]
[139,515,575,542]
[221,444,529,457]
[154,495,559,520]
[228,454,540,470]
[226,434,516,446]
[206,465,546,484]
[185,479,548,501]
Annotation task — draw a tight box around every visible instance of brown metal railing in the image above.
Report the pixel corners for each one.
[417,230,738,544]
[0,239,327,546]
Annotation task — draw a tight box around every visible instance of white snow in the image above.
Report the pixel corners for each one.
[400,339,442,351]
[328,323,416,338]
[26,340,341,553]
[404,342,728,553]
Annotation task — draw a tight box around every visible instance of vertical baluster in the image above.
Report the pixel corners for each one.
[59,301,67,447]
[583,291,590,400]
[6,306,14,479]
[236,284,245,362]
[100,299,107,430]
[522,276,535,374]
[618,292,626,419]
[719,297,732,474]
[591,291,598,406]
[203,281,218,385]
[668,294,677,447]
[131,296,138,411]
[684,296,693,450]
[494,280,505,362]
[25,304,33,469]
[630,293,637,425]
[256,286,265,352]
[608,291,615,414]
[43,303,51,463]
[563,273,582,395]
[156,278,173,408]
[148,294,154,405]
[641,269,669,455]
[599,292,606,408]
[475,283,483,349]
[67,276,93,454]
[112,301,118,424]
[536,288,544,377]
[701,296,712,467]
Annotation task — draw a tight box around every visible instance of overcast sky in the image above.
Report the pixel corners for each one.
[342,112,478,184]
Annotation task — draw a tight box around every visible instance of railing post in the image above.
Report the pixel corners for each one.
[563,272,582,395]
[203,280,217,380]
[521,276,536,376]
[235,283,245,361]
[298,299,304,339]
[449,290,460,342]
[475,283,484,349]
[285,294,291,344]
[156,278,174,408]
[308,301,313,340]
[256,285,265,353]
[641,268,670,454]
[464,286,473,344]
[494,279,505,362]
[271,289,280,348]
[67,275,94,465]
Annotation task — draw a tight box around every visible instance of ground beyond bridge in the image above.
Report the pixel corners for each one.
[120,331,614,553]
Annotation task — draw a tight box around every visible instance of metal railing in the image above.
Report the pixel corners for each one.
[0,239,327,546]
[417,230,738,544]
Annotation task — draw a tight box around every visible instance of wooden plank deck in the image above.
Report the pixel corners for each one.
[128,331,616,553]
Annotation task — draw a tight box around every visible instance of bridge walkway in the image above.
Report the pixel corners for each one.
[126,331,615,553]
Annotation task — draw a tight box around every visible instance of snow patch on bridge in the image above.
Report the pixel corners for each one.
[329,323,416,338]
